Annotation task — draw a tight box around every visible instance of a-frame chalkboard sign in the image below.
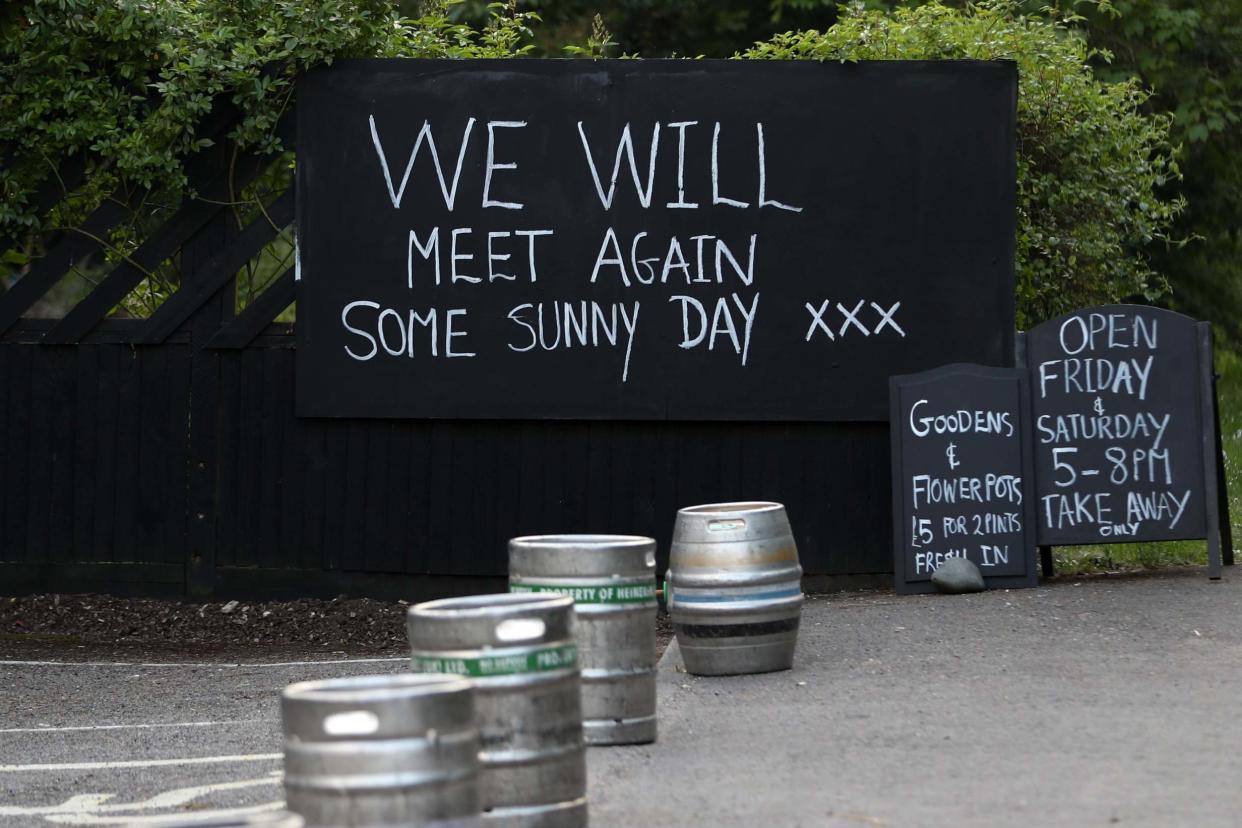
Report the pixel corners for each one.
[1020,305,1233,579]
[889,364,1039,594]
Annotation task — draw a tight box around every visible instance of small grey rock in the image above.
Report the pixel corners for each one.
[931,557,985,594]
[220,600,239,614]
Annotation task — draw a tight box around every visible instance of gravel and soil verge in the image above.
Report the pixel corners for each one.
[0,592,676,661]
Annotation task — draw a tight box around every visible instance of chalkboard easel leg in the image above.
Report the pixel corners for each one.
[1212,371,1234,566]
[1040,545,1054,578]
[1201,325,1225,580]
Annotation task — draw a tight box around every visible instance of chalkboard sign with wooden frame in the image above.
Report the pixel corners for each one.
[1021,305,1228,578]
[295,59,1017,421]
[889,364,1039,594]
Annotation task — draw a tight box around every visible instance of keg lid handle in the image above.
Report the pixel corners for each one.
[708,518,746,532]
[496,617,546,642]
[322,710,380,736]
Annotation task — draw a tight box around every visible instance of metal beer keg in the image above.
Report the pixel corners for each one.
[666,501,804,676]
[407,593,587,828]
[281,673,481,828]
[509,534,658,746]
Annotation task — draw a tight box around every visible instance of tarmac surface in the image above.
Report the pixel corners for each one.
[0,568,1238,826]
[590,568,1242,827]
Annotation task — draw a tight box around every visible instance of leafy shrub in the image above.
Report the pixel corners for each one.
[741,1,1186,328]
[1075,0,1242,343]
[0,0,536,312]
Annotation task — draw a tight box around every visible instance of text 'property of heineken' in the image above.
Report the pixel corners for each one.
[280,674,481,828]
[667,502,805,676]
[509,534,658,746]
[407,593,588,828]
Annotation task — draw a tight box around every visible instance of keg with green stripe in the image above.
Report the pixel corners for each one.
[280,673,480,827]
[667,501,805,676]
[407,593,586,828]
[509,534,658,746]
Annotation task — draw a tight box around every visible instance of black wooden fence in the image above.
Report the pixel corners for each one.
[0,107,894,601]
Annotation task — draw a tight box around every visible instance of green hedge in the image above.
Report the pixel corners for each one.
[2,1,1185,329]
[0,0,534,233]
[742,1,1185,328]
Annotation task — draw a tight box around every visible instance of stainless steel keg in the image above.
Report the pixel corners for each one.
[407,593,587,828]
[509,534,657,746]
[666,501,804,676]
[281,673,481,828]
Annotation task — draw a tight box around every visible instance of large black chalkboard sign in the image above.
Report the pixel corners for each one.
[295,59,1016,420]
[1022,305,1225,576]
[889,364,1038,594]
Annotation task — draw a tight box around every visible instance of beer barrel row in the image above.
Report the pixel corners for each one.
[160,502,801,828]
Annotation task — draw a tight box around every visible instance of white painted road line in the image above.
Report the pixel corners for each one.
[0,720,267,734]
[49,804,284,826]
[0,657,406,668]
[0,776,282,817]
[0,754,283,773]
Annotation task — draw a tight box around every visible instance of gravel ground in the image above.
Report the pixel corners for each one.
[0,592,677,660]
[0,593,410,655]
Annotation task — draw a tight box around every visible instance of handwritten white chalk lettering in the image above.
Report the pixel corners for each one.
[1039,488,1191,533]
[871,301,905,336]
[669,292,759,365]
[488,231,513,282]
[1058,312,1158,355]
[505,301,640,382]
[913,549,966,575]
[940,512,1023,536]
[1127,489,1191,528]
[1036,411,1170,448]
[910,473,1022,509]
[356,107,968,412]
[591,230,758,287]
[979,545,1010,567]
[908,399,1015,438]
[803,300,906,340]
[1104,445,1173,485]
[1036,355,1154,401]
[576,120,802,212]
[837,300,869,337]
[340,301,475,361]
[896,372,1033,588]
[369,116,540,212]
[482,121,526,210]
[408,227,553,287]
[665,121,700,209]
[578,121,661,209]
[912,545,1014,574]
[369,115,476,210]
[451,228,477,284]
[1030,308,1203,541]
[408,228,440,289]
[755,123,803,213]
[711,121,748,209]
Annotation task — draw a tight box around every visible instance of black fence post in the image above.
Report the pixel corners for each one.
[182,171,237,599]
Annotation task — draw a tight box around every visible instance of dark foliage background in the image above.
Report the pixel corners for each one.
[434,0,1241,340]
